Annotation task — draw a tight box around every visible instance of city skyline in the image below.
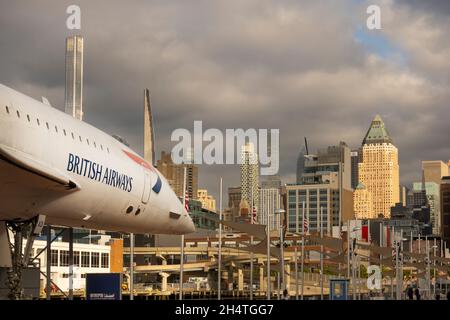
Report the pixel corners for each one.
[1,1,449,201]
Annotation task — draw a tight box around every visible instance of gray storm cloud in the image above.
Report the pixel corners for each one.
[0,0,449,200]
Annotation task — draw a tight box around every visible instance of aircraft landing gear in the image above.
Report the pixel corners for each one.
[2,215,46,300]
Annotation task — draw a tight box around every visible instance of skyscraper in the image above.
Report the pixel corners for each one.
[261,175,282,189]
[419,160,447,235]
[353,182,375,219]
[65,35,84,120]
[357,115,400,218]
[413,181,439,234]
[440,176,450,244]
[422,160,448,185]
[228,186,241,222]
[259,188,281,230]
[240,142,259,219]
[350,150,360,190]
[287,141,354,234]
[399,185,409,207]
[156,151,198,200]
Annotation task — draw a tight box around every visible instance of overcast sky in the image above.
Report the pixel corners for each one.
[1,0,449,201]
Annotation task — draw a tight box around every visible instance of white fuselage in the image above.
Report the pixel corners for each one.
[0,84,195,235]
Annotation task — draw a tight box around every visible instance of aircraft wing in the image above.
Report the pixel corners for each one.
[0,144,79,190]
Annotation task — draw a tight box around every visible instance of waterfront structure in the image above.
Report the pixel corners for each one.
[30,239,112,293]
[353,182,375,219]
[197,189,216,212]
[240,143,259,219]
[156,151,198,200]
[64,35,84,120]
[356,115,399,218]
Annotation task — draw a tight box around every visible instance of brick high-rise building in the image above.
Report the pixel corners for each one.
[156,151,198,200]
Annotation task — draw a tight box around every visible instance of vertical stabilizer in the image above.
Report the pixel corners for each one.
[144,89,155,165]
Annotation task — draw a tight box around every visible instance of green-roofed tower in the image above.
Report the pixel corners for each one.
[362,114,393,145]
[355,115,400,218]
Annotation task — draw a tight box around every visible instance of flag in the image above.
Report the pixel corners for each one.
[184,190,189,213]
[251,206,257,224]
[303,217,309,234]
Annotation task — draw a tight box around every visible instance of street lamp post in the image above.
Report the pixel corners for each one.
[274,208,286,297]
[427,243,438,300]
[433,238,437,298]
[348,223,361,300]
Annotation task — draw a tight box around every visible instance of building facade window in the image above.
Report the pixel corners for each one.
[81,252,90,267]
[91,252,99,268]
[74,251,80,267]
[51,249,58,267]
[60,250,69,267]
[101,253,109,268]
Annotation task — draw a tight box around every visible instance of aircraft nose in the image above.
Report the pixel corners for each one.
[183,214,196,234]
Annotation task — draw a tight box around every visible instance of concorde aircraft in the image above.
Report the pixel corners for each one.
[0,83,195,236]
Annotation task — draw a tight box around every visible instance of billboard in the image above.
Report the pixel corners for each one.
[86,273,122,300]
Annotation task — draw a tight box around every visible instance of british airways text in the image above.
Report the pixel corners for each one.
[66,153,133,192]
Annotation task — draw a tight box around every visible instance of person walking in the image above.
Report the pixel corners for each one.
[282,289,290,300]
[407,287,414,300]
[414,288,421,300]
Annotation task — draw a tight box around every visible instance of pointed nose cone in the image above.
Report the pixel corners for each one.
[185,216,196,234]
[182,208,196,234]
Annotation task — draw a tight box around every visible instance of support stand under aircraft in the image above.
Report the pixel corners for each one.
[1,215,45,299]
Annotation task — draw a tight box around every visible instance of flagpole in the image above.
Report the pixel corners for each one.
[301,200,305,300]
[250,184,254,300]
[295,246,298,300]
[179,166,187,300]
[267,201,271,300]
[218,177,223,300]
[379,222,382,298]
[320,206,324,300]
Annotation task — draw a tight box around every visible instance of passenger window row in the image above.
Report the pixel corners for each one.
[4,105,110,154]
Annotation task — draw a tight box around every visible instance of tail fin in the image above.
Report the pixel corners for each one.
[144,88,156,166]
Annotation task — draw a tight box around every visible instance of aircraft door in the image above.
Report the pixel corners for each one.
[141,170,151,204]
